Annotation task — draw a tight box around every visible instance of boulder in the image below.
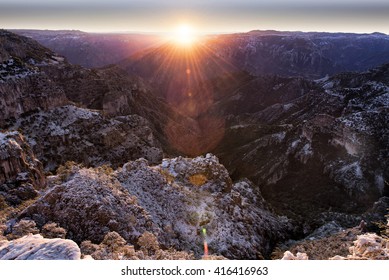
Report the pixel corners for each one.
[0,234,80,260]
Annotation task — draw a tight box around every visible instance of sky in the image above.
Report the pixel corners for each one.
[1,0,388,34]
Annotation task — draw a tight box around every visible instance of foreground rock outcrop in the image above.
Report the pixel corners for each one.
[0,234,81,260]
[19,165,156,245]
[18,154,290,259]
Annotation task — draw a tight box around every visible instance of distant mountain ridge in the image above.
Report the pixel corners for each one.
[206,30,389,78]
[14,29,389,80]
[12,29,164,68]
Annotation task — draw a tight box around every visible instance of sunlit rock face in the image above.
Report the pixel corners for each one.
[0,131,46,206]
[0,234,81,260]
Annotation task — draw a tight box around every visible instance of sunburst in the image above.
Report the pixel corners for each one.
[174,24,197,46]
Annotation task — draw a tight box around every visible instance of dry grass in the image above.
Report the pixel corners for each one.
[0,198,37,224]
[159,169,175,184]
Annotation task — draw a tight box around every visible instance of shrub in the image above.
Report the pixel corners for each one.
[159,169,175,184]
[97,165,114,176]
[137,231,159,255]
[189,174,207,186]
[187,211,199,226]
[7,219,39,240]
[41,222,67,239]
[80,240,100,256]
[56,161,81,181]
[0,196,8,211]
[80,232,137,260]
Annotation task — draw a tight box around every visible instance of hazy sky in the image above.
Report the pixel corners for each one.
[1,0,388,34]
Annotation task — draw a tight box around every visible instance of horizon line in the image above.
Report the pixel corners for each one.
[6,28,389,36]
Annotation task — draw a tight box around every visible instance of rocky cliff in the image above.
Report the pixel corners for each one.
[0,30,193,170]
[8,105,163,170]
[191,64,389,230]
[0,30,69,125]
[0,131,45,207]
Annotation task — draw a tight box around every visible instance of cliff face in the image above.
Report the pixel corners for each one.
[1,30,196,162]
[0,131,46,206]
[188,64,389,229]
[0,30,71,123]
[0,74,68,126]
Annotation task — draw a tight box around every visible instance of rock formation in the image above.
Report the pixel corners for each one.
[0,131,45,206]
[204,64,389,230]
[0,30,69,125]
[8,105,163,170]
[0,234,81,260]
[80,231,195,260]
[18,154,289,259]
[19,165,156,245]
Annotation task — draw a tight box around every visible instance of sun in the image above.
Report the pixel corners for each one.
[173,24,197,46]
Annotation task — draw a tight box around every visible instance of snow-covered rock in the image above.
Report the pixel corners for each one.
[19,167,156,245]
[19,155,289,259]
[9,105,163,170]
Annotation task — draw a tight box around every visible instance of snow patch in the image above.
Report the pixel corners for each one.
[291,139,300,148]
[323,81,334,89]
[229,92,242,101]
[271,131,286,142]
[230,124,250,129]
[340,161,363,179]
[48,122,69,136]
[282,103,294,110]
[375,174,385,194]
[302,143,313,156]
[56,105,99,127]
